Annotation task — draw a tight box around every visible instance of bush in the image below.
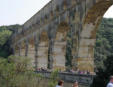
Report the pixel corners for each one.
[0,55,46,87]
[48,70,59,87]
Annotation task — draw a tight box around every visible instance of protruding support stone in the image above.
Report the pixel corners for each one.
[71,34,79,70]
[71,23,80,70]
[34,35,39,71]
[18,43,22,56]
[25,39,29,57]
[48,39,54,69]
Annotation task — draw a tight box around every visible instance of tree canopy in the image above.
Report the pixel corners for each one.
[0,24,21,57]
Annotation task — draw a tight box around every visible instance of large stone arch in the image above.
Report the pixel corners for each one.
[37,31,49,69]
[53,22,70,71]
[77,0,113,72]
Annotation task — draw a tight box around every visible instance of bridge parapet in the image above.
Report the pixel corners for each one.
[37,71,94,86]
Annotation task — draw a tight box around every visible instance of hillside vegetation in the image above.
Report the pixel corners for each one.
[0,24,21,57]
[92,18,113,87]
[95,18,113,69]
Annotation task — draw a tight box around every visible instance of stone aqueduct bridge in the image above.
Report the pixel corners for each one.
[11,0,113,72]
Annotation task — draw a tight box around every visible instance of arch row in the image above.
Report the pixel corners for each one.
[13,0,113,72]
[14,21,79,71]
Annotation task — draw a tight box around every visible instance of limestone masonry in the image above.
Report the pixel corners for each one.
[11,0,113,72]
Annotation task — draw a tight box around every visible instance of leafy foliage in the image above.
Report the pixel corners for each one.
[0,55,46,87]
[48,70,59,87]
[94,18,113,69]
[0,24,21,57]
[92,18,113,87]
[0,55,60,87]
[0,30,11,46]
[91,55,113,87]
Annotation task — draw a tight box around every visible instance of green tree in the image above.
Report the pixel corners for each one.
[48,70,59,87]
[0,30,12,46]
[92,55,113,87]
[0,24,21,58]
[92,18,113,87]
[0,55,46,87]
[95,18,113,69]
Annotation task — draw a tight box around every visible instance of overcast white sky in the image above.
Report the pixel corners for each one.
[0,0,113,26]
